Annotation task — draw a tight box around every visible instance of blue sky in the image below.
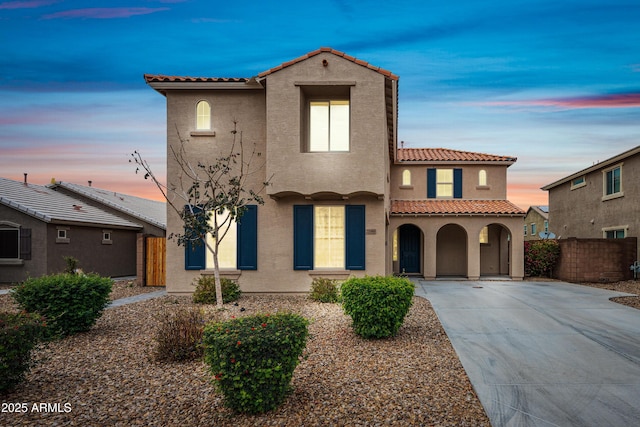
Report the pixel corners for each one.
[1,0,639,208]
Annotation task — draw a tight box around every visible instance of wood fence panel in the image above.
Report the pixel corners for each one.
[146,237,166,286]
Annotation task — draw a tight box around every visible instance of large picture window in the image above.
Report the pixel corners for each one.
[309,100,349,152]
[293,205,365,270]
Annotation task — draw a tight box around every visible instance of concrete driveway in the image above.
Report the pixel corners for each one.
[414,279,640,427]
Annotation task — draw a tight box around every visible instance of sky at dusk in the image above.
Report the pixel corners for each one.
[1,0,639,209]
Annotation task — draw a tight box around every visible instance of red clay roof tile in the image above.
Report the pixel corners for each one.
[397,148,516,163]
[143,74,249,83]
[391,199,525,215]
[257,47,399,80]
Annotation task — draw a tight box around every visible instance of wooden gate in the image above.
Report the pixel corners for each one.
[146,237,166,286]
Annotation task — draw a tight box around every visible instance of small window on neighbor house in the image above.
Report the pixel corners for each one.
[196,100,211,130]
[571,176,586,189]
[531,223,537,236]
[478,170,487,186]
[56,227,70,243]
[102,230,112,245]
[524,225,527,236]
[604,165,622,196]
[402,170,411,186]
[544,220,549,232]
[479,226,489,244]
[0,228,19,259]
[605,229,625,239]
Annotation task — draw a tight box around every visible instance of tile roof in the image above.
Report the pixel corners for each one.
[50,181,166,230]
[397,148,516,163]
[257,47,399,80]
[391,199,525,216]
[143,75,249,83]
[0,177,143,229]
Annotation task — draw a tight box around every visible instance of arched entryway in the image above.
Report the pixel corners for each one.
[480,223,511,276]
[396,224,422,275]
[436,224,467,277]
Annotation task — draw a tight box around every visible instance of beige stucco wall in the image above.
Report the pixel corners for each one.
[265,52,389,197]
[548,152,640,257]
[390,163,509,199]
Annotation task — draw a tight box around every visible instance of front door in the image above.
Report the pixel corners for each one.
[399,225,420,274]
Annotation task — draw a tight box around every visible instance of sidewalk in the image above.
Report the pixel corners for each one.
[0,287,167,306]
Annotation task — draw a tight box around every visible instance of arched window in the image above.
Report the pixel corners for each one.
[402,169,411,186]
[196,100,211,130]
[478,170,487,186]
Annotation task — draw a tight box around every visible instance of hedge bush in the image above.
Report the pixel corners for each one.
[0,311,47,392]
[11,273,112,339]
[341,275,414,339]
[308,277,340,303]
[525,240,560,277]
[193,276,241,304]
[203,312,309,414]
[154,306,208,362]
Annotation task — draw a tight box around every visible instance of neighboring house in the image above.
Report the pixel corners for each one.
[523,205,550,241]
[0,177,154,283]
[48,181,166,237]
[542,145,640,256]
[144,47,525,294]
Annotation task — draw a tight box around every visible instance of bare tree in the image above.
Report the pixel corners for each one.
[131,121,270,308]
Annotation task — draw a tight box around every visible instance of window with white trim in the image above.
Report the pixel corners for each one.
[604,165,622,197]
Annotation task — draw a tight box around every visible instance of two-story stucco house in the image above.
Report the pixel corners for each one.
[542,145,640,256]
[145,48,525,294]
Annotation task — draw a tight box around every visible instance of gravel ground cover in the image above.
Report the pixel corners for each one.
[0,284,489,426]
[577,279,640,310]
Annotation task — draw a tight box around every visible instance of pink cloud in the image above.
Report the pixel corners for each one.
[0,0,58,9]
[479,93,640,110]
[42,7,169,19]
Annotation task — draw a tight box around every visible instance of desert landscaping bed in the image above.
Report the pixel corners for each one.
[1,278,637,426]
[0,283,489,426]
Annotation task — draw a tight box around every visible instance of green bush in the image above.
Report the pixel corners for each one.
[11,273,112,339]
[203,312,309,414]
[0,311,47,392]
[308,277,340,303]
[341,275,415,339]
[525,240,560,277]
[153,306,208,362]
[192,276,241,304]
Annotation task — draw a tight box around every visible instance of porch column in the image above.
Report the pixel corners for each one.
[467,233,480,280]
[423,226,437,280]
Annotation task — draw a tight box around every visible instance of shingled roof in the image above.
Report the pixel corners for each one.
[391,199,525,216]
[0,177,142,229]
[397,148,516,163]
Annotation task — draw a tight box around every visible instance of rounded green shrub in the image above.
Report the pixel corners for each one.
[341,275,415,339]
[192,276,241,304]
[11,273,112,339]
[0,311,47,392]
[203,312,309,414]
[308,277,340,303]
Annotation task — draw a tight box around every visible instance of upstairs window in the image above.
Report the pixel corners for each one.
[309,100,349,152]
[427,168,462,199]
[571,175,586,189]
[478,170,487,186]
[604,165,622,197]
[402,169,411,186]
[196,100,211,130]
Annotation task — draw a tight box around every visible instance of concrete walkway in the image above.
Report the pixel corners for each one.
[107,290,166,308]
[414,279,640,427]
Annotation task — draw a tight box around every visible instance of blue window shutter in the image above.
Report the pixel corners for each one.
[453,168,463,198]
[293,205,313,270]
[427,168,436,198]
[237,205,258,270]
[184,205,205,270]
[345,205,366,270]
[185,238,205,270]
